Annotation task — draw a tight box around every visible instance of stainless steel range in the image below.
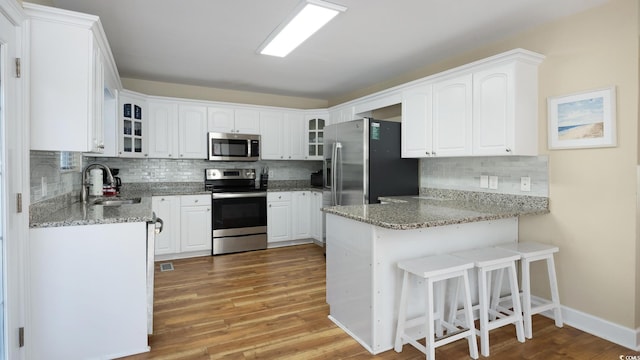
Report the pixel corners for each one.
[205,168,267,255]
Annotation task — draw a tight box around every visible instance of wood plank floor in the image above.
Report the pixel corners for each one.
[120,244,637,360]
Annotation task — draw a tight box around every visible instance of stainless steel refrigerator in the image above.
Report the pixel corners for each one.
[323,118,419,208]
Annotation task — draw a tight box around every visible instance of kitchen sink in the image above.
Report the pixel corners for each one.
[92,197,142,206]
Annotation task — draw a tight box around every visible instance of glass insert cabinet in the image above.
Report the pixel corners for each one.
[119,94,147,157]
[307,117,325,160]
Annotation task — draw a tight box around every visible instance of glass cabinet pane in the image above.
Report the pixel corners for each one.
[318,145,323,156]
[123,137,132,152]
[309,118,316,130]
[134,139,142,153]
[124,120,132,135]
[134,121,142,136]
[318,119,325,129]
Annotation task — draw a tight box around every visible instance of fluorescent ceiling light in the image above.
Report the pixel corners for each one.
[259,0,347,57]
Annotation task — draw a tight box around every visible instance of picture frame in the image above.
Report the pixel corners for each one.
[547,86,616,150]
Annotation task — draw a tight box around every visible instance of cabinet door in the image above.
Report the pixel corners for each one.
[234,109,260,134]
[432,74,473,157]
[152,196,180,255]
[148,101,179,158]
[305,115,326,160]
[292,191,310,239]
[310,192,323,241]
[267,193,292,243]
[473,64,515,155]
[207,107,235,133]
[180,205,212,252]
[90,42,105,154]
[119,94,148,158]
[178,104,208,159]
[401,85,433,158]
[285,112,306,160]
[259,111,285,160]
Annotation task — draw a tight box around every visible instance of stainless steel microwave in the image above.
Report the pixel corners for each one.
[208,132,260,161]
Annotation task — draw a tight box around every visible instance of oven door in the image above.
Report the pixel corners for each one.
[212,192,267,235]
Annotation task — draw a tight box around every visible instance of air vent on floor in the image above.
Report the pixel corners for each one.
[159,262,174,272]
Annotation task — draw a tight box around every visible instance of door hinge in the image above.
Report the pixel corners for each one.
[16,193,22,213]
[15,58,20,78]
[18,327,24,347]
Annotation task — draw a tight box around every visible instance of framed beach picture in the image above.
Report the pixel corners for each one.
[547,86,616,150]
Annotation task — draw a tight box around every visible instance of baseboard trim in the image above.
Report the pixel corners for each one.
[532,295,640,351]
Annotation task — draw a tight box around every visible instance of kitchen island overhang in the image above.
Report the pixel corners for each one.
[323,192,549,354]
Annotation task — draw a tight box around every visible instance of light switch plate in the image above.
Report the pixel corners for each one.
[480,175,489,189]
[489,176,498,190]
[521,176,531,192]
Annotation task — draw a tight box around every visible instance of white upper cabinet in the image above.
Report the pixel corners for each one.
[27,3,120,153]
[178,104,208,159]
[401,85,433,158]
[402,50,543,158]
[208,107,260,134]
[472,62,539,156]
[119,91,148,158]
[259,110,306,160]
[148,100,179,159]
[259,111,285,159]
[305,113,328,160]
[432,74,473,157]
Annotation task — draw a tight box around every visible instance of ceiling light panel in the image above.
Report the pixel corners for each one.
[259,0,347,58]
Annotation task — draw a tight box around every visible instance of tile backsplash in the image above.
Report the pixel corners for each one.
[420,156,548,197]
[83,157,322,184]
[30,151,82,203]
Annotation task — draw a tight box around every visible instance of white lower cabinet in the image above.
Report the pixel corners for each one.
[152,196,180,255]
[292,191,311,239]
[268,191,321,246]
[267,192,292,243]
[180,195,212,252]
[310,191,323,241]
[29,222,148,359]
[153,194,211,259]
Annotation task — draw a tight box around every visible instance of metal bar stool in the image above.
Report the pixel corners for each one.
[394,254,478,360]
[496,241,563,338]
[452,247,525,357]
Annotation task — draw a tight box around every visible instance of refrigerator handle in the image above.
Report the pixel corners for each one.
[333,142,342,206]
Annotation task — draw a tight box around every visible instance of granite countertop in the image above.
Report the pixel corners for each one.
[30,182,211,228]
[322,190,549,230]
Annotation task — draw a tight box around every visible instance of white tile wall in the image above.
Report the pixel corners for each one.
[30,151,82,203]
[420,156,549,197]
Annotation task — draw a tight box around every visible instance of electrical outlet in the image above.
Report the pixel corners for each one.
[489,176,498,190]
[521,176,531,192]
[480,175,489,189]
[268,170,274,177]
[41,177,47,196]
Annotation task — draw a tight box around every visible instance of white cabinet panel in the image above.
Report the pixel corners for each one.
[260,111,285,159]
[310,191,323,241]
[180,205,212,252]
[234,109,260,134]
[29,223,148,359]
[207,107,235,133]
[28,6,109,153]
[267,192,292,243]
[292,191,310,239]
[432,74,473,157]
[473,62,539,156]
[401,85,433,158]
[148,101,179,158]
[152,196,180,255]
[178,104,208,159]
[286,112,306,160]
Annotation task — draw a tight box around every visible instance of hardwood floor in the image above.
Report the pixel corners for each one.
[121,244,637,360]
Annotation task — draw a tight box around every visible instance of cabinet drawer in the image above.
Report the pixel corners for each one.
[268,192,292,202]
[180,194,210,206]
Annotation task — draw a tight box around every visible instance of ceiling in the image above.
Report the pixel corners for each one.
[50,0,609,101]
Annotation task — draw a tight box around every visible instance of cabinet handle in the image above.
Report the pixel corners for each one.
[194,199,199,203]
[161,198,165,201]
[169,154,172,157]
[425,151,430,156]
[269,204,272,208]
[432,152,436,156]
[505,148,512,153]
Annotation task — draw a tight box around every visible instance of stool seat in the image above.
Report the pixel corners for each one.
[395,254,478,360]
[453,247,525,357]
[496,241,563,339]
[497,241,558,258]
[398,254,474,278]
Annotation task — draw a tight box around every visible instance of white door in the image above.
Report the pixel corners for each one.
[178,104,207,159]
[0,3,25,359]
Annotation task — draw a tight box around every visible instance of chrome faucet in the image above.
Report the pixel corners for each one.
[81,163,115,203]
